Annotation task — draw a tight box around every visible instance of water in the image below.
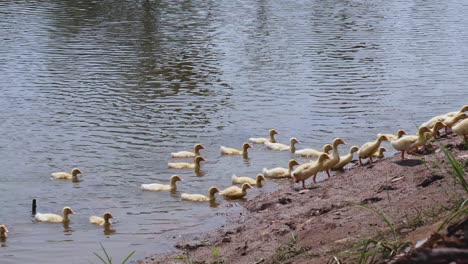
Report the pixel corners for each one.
[1,0,467,263]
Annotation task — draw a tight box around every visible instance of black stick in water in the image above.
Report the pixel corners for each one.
[32,199,36,216]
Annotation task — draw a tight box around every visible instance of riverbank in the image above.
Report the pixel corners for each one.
[139,134,468,264]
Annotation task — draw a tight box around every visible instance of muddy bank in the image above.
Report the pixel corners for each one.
[139,135,468,264]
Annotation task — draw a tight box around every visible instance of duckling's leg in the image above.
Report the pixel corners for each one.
[359,158,363,166]
[313,174,317,184]
[369,156,374,164]
[401,151,405,160]
[326,170,331,178]
[302,180,306,189]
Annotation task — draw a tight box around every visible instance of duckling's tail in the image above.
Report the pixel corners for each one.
[231,174,237,180]
[32,199,37,216]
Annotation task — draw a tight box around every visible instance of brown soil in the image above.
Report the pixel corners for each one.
[139,135,468,264]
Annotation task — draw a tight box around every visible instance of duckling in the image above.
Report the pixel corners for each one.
[358,135,388,165]
[51,168,82,182]
[220,143,252,156]
[232,174,266,186]
[373,147,387,159]
[291,153,330,188]
[377,129,407,141]
[452,118,468,142]
[249,129,279,144]
[168,156,205,170]
[34,207,76,223]
[171,144,205,158]
[262,159,300,178]
[443,105,468,118]
[295,144,333,157]
[443,113,468,133]
[181,187,220,202]
[420,105,468,130]
[424,121,446,140]
[391,126,431,159]
[219,183,253,199]
[0,225,8,238]
[89,212,113,226]
[331,146,359,171]
[265,137,300,152]
[141,175,183,191]
[320,138,347,177]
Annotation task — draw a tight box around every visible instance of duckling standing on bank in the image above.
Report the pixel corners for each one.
[265,137,300,152]
[168,156,206,170]
[262,159,300,178]
[220,143,252,157]
[331,146,359,171]
[220,183,253,199]
[452,118,468,143]
[373,147,387,159]
[141,175,183,192]
[424,121,446,140]
[171,144,205,158]
[89,212,113,226]
[420,105,468,129]
[0,225,8,238]
[295,144,333,158]
[358,135,388,165]
[443,113,468,133]
[232,174,266,186]
[34,206,76,223]
[249,129,279,144]
[51,168,82,182]
[378,129,406,141]
[181,187,220,202]
[320,138,347,177]
[291,153,330,188]
[391,126,431,159]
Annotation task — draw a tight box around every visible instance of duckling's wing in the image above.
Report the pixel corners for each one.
[51,172,72,179]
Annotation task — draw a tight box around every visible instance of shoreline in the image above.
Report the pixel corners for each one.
[139,134,468,264]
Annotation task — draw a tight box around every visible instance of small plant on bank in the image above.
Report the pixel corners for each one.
[442,147,468,194]
[274,233,308,262]
[93,243,135,264]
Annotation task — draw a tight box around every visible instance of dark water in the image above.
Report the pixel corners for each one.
[0,0,467,263]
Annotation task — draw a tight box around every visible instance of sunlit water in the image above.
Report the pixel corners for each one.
[0,0,467,263]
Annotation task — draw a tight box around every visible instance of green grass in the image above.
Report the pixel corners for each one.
[274,233,308,263]
[94,243,135,264]
[442,147,468,194]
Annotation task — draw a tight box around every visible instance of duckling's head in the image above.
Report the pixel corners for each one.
[103,212,113,221]
[333,138,347,146]
[170,175,183,184]
[377,135,388,142]
[63,207,76,216]
[318,153,331,162]
[290,138,300,145]
[323,144,333,153]
[350,146,359,153]
[194,144,205,151]
[460,105,468,113]
[71,168,82,176]
[256,174,266,184]
[0,225,8,237]
[456,112,468,121]
[418,126,431,135]
[269,129,279,136]
[396,129,407,139]
[288,159,300,168]
[242,183,253,191]
[242,143,253,151]
[378,147,387,154]
[208,187,220,196]
[433,121,446,130]
[194,156,206,164]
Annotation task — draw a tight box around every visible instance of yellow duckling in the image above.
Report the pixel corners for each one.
[377,129,407,141]
[141,175,183,191]
[219,183,253,199]
[168,156,206,170]
[249,129,279,144]
[181,187,220,202]
[373,147,387,159]
[220,143,252,156]
[171,144,205,158]
[391,126,431,159]
[420,105,468,129]
[35,207,76,223]
[51,168,82,182]
[452,118,468,142]
[424,121,446,140]
[331,146,359,171]
[320,138,347,177]
[89,212,113,226]
[0,225,8,238]
[262,159,300,178]
[291,153,330,188]
[443,113,468,133]
[443,104,468,118]
[265,137,300,152]
[232,174,266,186]
[295,144,333,157]
[358,135,388,165]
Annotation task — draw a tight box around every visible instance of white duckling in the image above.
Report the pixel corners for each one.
[35,206,76,223]
[0,225,8,238]
[420,105,468,130]
[220,143,252,156]
[219,183,253,199]
[295,144,333,157]
[358,135,388,165]
[373,147,387,159]
[171,144,205,158]
[51,168,82,182]
[141,175,183,191]
[249,129,279,144]
[181,187,220,202]
[452,118,468,142]
[291,153,330,188]
[391,126,431,159]
[443,113,468,133]
[89,212,113,226]
[320,138,347,177]
[265,137,300,152]
[443,104,468,118]
[262,159,300,178]
[331,146,359,171]
[168,156,206,170]
[377,129,407,141]
[232,174,266,186]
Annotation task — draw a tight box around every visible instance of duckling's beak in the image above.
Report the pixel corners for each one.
[5,228,8,233]
[71,211,76,215]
